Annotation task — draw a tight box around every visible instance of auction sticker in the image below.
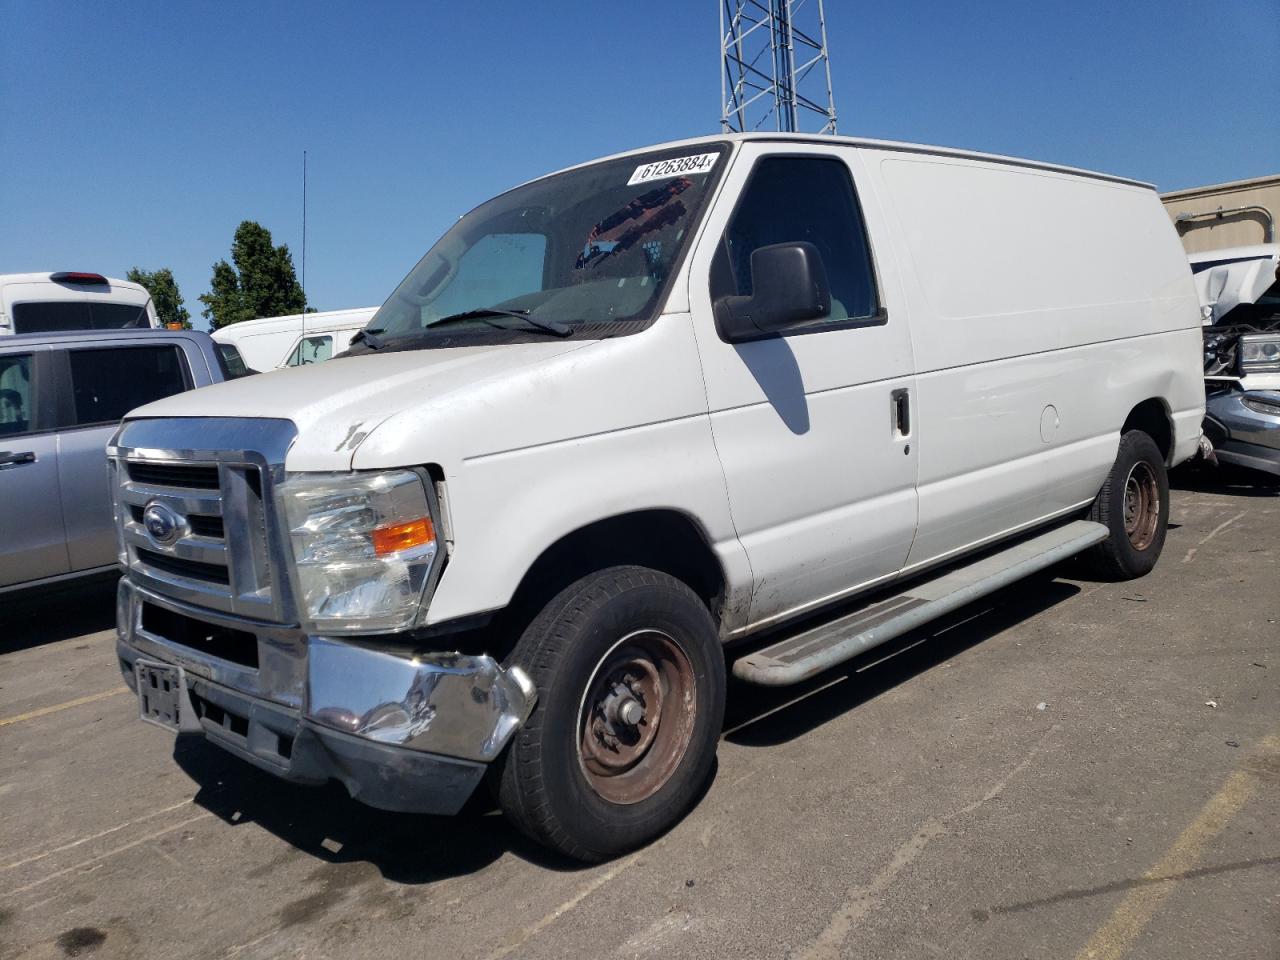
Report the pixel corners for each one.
[627,152,719,186]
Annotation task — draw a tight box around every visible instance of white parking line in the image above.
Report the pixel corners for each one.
[4,812,212,900]
[1182,510,1247,563]
[2,798,193,871]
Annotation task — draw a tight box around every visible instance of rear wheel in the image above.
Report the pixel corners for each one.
[496,566,725,861]
[1084,430,1169,579]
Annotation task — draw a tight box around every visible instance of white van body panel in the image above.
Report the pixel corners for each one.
[131,337,590,471]
[134,318,755,629]
[0,272,158,334]
[120,133,1204,640]
[211,307,377,370]
[352,317,750,627]
[865,151,1204,567]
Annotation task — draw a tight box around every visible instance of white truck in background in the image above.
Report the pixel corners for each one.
[109,133,1204,861]
[210,306,377,372]
[0,272,159,335]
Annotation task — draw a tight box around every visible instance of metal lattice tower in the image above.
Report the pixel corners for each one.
[720,0,837,135]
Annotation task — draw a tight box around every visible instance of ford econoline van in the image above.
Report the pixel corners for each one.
[108,134,1205,861]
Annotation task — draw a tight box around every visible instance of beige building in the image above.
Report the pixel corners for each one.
[1161,174,1279,254]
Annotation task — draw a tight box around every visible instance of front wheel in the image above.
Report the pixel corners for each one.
[1083,429,1170,579]
[496,566,725,861]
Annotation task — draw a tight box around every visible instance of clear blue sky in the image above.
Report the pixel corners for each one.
[2,0,1277,329]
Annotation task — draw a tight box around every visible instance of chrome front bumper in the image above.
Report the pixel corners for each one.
[117,578,536,814]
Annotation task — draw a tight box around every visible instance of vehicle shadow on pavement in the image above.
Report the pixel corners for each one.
[172,735,579,882]
[722,575,1079,748]
[170,577,1077,882]
[1171,465,1280,497]
[0,574,118,654]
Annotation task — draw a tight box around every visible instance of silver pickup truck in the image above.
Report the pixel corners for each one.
[0,328,230,593]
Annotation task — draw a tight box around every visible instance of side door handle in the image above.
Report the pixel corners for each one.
[890,389,910,437]
[0,450,37,466]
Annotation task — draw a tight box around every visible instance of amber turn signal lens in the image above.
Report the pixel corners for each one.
[371,517,435,556]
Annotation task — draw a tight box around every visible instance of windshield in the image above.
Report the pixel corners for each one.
[368,144,729,346]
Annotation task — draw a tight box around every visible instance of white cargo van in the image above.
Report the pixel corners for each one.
[0,272,159,335]
[210,306,377,372]
[109,134,1205,861]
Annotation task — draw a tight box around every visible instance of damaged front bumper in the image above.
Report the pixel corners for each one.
[1203,389,1280,477]
[116,579,536,815]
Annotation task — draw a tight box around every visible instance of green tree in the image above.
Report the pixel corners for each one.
[198,221,306,329]
[126,267,191,329]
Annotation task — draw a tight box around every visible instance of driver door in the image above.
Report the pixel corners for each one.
[688,144,919,628]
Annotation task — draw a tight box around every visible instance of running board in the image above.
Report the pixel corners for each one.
[732,520,1107,687]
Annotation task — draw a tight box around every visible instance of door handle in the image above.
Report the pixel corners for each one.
[0,450,36,466]
[890,389,910,437]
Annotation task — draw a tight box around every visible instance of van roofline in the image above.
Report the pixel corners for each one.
[0,272,150,294]
[210,306,379,335]
[521,132,1153,192]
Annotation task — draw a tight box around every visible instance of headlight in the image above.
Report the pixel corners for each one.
[1239,333,1280,374]
[280,470,439,632]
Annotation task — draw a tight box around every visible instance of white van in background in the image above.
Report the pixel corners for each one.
[210,306,377,371]
[0,272,159,335]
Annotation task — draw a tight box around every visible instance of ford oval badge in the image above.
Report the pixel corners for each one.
[142,501,183,547]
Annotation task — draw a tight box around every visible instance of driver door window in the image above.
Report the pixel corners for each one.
[711,156,881,329]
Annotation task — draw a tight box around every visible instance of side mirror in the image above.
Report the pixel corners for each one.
[714,241,831,343]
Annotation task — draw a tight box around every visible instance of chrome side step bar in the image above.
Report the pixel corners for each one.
[732,520,1107,686]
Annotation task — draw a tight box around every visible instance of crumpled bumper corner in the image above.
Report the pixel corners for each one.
[305,637,537,763]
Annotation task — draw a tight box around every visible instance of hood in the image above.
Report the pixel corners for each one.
[127,339,594,470]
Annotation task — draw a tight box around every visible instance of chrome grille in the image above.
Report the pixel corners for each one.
[109,417,299,624]
[126,461,221,489]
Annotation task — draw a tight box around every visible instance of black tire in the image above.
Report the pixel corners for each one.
[1083,430,1170,579]
[496,566,725,862]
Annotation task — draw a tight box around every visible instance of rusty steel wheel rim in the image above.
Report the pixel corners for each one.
[1123,460,1160,551]
[576,629,697,805]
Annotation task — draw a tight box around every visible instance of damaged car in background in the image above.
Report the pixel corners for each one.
[1194,243,1280,481]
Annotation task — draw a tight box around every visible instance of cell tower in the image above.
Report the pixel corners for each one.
[720,0,837,135]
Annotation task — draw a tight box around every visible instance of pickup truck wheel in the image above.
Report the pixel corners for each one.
[1084,429,1169,579]
[496,566,724,862]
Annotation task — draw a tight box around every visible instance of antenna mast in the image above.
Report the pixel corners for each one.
[301,149,308,311]
[720,0,837,135]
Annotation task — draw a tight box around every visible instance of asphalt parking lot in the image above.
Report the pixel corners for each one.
[1,479,1277,960]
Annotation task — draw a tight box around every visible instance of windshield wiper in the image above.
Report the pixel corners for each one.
[431,308,572,338]
[350,327,388,350]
